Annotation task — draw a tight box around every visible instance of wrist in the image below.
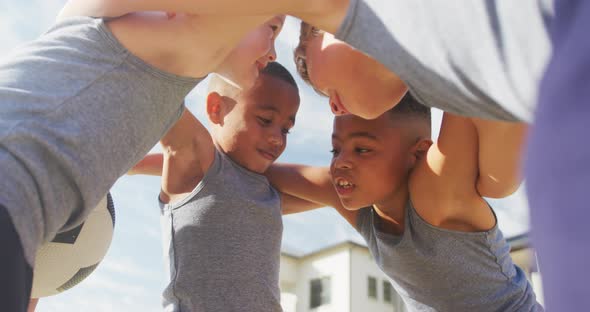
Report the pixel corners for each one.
[294,0,350,34]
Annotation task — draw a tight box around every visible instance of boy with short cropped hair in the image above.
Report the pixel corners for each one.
[59,1,587,310]
[0,4,285,311]
[129,62,321,311]
[266,93,541,311]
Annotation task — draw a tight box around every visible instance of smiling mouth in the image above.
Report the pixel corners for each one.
[258,149,277,161]
[334,177,355,195]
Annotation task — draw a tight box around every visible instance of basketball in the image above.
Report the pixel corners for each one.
[31,193,115,298]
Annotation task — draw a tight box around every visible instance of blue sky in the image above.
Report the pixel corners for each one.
[1,2,530,311]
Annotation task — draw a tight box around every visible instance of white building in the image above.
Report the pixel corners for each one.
[280,241,406,312]
[279,235,543,312]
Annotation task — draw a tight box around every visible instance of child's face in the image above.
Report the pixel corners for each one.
[305,33,407,120]
[218,16,285,90]
[330,113,413,210]
[215,74,300,174]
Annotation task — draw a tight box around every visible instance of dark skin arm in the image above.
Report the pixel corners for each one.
[129,109,322,213]
[266,164,358,227]
[410,113,527,232]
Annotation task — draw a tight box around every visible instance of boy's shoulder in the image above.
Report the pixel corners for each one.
[408,156,495,233]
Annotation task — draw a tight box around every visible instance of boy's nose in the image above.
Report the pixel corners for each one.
[268,133,283,147]
[330,103,346,116]
[267,45,277,62]
[333,155,353,170]
[329,98,349,116]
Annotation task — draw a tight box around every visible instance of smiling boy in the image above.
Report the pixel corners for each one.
[129,63,322,311]
[0,3,286,310]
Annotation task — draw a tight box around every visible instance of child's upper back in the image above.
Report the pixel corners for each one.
[356,202,542,312]
[160,149,283,311]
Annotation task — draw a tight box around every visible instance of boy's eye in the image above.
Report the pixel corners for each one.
[330,148,340,156]
[257,117,272,125]
[282,128,291,135]
[355,147,371,154]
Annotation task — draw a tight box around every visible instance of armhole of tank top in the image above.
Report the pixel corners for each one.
[164,149,223,209]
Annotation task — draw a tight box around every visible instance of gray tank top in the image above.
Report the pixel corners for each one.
[357,202,543,312]
[0,17,202,265]
[337,0,553,122]
[159,150,283,312]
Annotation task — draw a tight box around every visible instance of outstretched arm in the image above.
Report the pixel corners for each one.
[58,3,277,79]
[267,164,358,227]
[127,153,327,214]
[281,193,325,215]
[58,0,349,34]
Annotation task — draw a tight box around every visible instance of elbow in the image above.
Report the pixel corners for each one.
[477,177,522,199]
[57,0,127,22]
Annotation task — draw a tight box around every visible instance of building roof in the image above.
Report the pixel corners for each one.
[281,233,532,258]
[281,240,366,259]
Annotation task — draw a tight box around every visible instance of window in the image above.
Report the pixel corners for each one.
[310,277,331,308]
[368,276,378,299]
[383,280,393,303]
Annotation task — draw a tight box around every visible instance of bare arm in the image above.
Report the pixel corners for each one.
[472,118,527,198]
[158,109,215,203]
[59,3,274,78]
[128,154,164,176]
[281,193,325,215]
[266,164,358,227]
[412,112,527,232]
[59,0,349,34]
[410,113,495,231]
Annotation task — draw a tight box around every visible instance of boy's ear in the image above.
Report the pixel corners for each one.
[409,138,433,167]
[206,92,223,124]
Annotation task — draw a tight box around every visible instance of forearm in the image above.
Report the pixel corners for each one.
[268,164,360,226]
[266,163,340,208]
[58,0,133,20]
[60,0,349,34]
[281,193,326,215]
[60,4,274,78]
[106,12,238,78]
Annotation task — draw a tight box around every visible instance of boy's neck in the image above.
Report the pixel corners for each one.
[372,186,409,236]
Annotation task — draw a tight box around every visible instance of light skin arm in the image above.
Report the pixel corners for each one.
[58,0,349,34]
[266,164,358,227]
[58,3,274,78]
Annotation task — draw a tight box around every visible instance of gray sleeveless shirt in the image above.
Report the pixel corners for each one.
[159,150,283,312]
[357,202,543,312]
[0,17,202,265]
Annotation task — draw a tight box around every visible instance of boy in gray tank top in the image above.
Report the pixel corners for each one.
[129,63,323,311]
[0,2,289,310]
[267,93,542,311]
